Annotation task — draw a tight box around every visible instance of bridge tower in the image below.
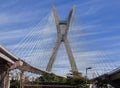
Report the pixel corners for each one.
[46,6,79,75]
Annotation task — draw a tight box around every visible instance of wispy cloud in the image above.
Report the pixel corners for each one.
[84,35,120,43]
[0,28,29,41]
[0,11,38,25]
[75,0,104,16]
[82,5,103,16]
[0,0,18,9]
[0,0,120,77]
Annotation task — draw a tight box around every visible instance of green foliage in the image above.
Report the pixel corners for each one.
[35,73,87,88]
[35,73,67,83]
[67,76,88,88]
[95,78,108,87]
[72,71,82,78]
[10,79,20,88]
[10,73,87,88]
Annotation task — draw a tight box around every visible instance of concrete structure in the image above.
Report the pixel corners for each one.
[0,45,62,88]
[93,67,120,88]
[46,6,78,74]
[107,67,120,88]
[0,45,22,88]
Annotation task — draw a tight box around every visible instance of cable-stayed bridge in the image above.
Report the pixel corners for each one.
[0,6,120,88]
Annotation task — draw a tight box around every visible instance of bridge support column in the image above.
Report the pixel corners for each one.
[4,71,10,88]
[0,71,10,88]
[20,71,24,88]
[0,72,5,88]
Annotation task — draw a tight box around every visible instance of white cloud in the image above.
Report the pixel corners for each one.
[0,0,119,77]
[0,29,29,41]
[85,35,120,43]
[0,1,18,8]
[0,13,29,25]
[83,5,103,16]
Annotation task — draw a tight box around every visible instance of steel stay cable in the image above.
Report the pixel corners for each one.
[11,11,52,57]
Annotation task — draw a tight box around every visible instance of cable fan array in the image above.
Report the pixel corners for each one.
[8,9,120,78]
[69,11,120,78]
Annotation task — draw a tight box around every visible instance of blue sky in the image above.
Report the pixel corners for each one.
[0,0,120,77]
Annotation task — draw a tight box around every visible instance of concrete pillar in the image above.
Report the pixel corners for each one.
[0,72,5,88]
[0,71,10,88]
[20,71,24,88]
[4,71,10,88]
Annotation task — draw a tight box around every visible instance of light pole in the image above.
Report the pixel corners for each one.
[85,67,92,86]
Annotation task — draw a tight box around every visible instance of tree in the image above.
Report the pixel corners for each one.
[35,73,87,88]
[66,76,88,88]
[10,79,20,88]
[35,73,67,83]
[95,78,107,87]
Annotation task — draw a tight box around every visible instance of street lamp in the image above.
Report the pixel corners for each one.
[85,67,92,85]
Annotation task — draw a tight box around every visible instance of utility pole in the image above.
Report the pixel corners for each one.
[85,67,92,86]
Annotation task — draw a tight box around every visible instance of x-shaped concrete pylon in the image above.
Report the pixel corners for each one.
[46,6,78,73]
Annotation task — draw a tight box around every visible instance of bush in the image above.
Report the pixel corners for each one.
[10,79,20,88]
